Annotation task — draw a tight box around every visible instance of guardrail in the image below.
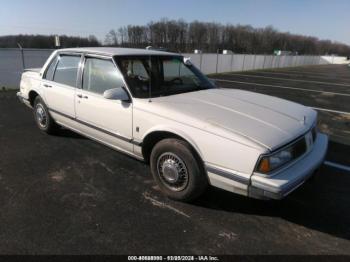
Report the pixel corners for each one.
[0,48,347,89]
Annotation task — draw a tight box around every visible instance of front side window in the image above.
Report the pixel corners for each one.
[53,55,81,87]
[115,56,215,98]
[82,58,124,95]
[115,57,151,98]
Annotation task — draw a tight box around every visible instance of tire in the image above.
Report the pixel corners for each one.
[33,96,59,134]
[150,138,208,202]
[307,168,320,183]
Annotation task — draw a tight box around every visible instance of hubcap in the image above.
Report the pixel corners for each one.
[35,104,47,128]
[157,152,189,191]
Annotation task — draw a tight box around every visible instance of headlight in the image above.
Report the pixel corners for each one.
[256,135,308,174]
[257,148,293,173]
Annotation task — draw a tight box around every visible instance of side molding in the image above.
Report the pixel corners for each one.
[48,108,141,146]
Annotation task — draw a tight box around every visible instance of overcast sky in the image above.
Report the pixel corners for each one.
[0,0,349,45]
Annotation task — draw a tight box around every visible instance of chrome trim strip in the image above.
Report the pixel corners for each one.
[57,50,113,58]
[56,120,144,161]
[206,165,249,185]
[48,108,142,146]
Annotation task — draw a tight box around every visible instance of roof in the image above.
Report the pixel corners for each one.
[57,47,179,56]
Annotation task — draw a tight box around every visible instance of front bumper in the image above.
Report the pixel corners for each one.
[17,91,32,108]
[248,132,328,200]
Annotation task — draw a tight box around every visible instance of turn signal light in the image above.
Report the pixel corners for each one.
[258,158,270,173]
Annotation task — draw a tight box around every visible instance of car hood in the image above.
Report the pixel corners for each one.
[136,88,317,150]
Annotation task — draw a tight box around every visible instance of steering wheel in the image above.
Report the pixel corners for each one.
[137,75,149,82]
[169,77,183,85]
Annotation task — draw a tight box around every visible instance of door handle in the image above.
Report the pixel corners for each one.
[43,84,52,88]
[77,94,88,99]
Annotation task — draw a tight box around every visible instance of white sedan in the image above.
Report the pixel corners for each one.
[17,47,328,201]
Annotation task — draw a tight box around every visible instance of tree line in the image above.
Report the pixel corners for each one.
[0,34,100,48]
[0,19,349,56]
[105,19,350,55]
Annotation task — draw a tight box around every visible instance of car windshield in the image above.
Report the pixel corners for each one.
[114,55,215,98]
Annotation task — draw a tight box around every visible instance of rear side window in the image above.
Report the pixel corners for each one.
[44,56,58,81]
[53,55,81,87]
[82,58,124,95]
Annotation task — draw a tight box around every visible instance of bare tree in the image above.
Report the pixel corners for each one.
[118,27,128,45]
[0,34,101,48]
[103,19,350,55]
[188,21,208,51]
[104,30,118,46]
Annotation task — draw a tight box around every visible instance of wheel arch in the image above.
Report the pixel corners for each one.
[28,90,40,107]
[141,128,205,169]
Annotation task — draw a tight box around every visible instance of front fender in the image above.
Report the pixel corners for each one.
[141,125,205,160]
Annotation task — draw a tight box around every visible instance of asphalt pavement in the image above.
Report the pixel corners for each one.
[0,64,349,254]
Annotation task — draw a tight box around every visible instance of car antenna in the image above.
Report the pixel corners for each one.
[148,55,152,103]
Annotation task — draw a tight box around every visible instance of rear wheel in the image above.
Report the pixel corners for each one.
[33,96,59,134]
[150,138,208,202]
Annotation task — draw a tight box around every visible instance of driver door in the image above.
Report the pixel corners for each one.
[75,55,133,152]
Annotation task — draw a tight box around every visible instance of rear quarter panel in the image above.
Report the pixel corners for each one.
[20,71,43,100]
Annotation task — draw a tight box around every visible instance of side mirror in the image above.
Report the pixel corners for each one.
[103,87,130,102]
[183,57,192,66]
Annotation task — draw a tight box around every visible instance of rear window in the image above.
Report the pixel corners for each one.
[44,56,58,81]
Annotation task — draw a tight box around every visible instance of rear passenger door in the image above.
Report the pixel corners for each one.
[42,54,81,118]
[75,55,133,151]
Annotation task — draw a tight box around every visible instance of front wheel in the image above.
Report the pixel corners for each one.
[150,138,208,202]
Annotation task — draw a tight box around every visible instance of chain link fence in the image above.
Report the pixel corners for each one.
[0,48,53,89]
